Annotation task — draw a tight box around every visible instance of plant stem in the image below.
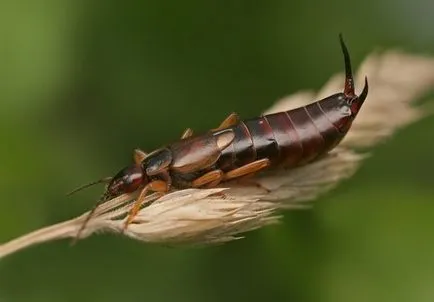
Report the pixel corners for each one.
[0,219,77,260]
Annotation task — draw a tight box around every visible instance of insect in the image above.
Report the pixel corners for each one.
[69,34,368,243]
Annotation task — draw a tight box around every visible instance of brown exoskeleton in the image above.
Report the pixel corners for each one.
[69,34,368,243]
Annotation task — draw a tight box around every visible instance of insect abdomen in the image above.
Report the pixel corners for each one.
[216,99,347,171]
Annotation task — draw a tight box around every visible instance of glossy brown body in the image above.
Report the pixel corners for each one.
[167,92,357,188]
[71,34,369,242]
[218,96,347,169]
[163,35,370,189]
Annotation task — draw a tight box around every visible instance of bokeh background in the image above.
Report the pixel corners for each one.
[1,1,434,301]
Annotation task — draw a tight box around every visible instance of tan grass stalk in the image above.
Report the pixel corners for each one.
[1,49,434,260]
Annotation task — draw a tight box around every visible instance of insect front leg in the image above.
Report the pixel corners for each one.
[70,189,112,245]
[122,179,170,232]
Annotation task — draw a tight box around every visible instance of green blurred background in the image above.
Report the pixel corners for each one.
[1,1,434,301]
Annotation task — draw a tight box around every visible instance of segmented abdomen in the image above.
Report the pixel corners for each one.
[216,101,345,171]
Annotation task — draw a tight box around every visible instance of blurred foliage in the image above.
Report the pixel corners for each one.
[1,1,434,302]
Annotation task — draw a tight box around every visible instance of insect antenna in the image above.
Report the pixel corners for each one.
[339,33,355,98]
[70,191,111,246]
[66,177,113,196]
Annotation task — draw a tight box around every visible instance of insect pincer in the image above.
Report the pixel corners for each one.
[339,33,369,116]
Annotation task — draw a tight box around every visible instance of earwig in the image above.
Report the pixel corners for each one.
[69,34,368,243]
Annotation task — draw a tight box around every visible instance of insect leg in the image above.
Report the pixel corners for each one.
[223,158,270,180]
[191,170,224,188]
[213,112,240,131]
[70,192,111,245]
[134,149,147,164]
[122,180,169,232]
[181,128,193,139]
